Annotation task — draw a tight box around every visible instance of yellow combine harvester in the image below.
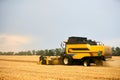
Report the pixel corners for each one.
[39,36,112,66]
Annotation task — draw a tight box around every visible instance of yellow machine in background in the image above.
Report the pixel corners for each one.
[39,36,112,66]
[62,37,112,66]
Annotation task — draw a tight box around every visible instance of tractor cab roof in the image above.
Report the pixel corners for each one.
[65,36,97,45]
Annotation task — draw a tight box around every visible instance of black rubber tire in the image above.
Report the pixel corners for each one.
[63,55,73,65]
[83,60,90,67]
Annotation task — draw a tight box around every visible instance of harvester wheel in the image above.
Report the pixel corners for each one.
[63,55,73,65]
[83,60,90,67]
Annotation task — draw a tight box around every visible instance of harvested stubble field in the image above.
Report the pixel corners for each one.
[0,56,120,80]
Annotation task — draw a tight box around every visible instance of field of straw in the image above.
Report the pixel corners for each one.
[0,56,120,80]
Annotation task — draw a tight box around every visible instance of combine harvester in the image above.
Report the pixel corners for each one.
[39,36,112,66]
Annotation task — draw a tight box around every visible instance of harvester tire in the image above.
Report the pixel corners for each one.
[83,60,90,67]
[63,55,73,65]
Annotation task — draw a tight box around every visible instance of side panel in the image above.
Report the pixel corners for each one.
[65,44,91,54]
[65,44,106,59]
[90,46,105,56]
[72,53,91,59]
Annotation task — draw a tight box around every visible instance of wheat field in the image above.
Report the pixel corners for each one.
[0,56,120,80]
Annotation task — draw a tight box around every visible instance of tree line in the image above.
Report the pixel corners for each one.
[112,47,120,56]
[0,48,64,56]
[0,47,120,56]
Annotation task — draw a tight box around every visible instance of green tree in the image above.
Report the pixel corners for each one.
[16,51,32,55]
[32,50,36,55]
[112,47,120,56]
[115,47,120,56]
[27,51,32,55]
[36,50,45,55]
[44,49,49,56]
[0,52,3,55]
[55,48,62,56]
[48,49,54,56]
[112,47,116,56]
[3,52,14,55]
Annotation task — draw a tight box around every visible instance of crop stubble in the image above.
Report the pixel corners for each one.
[0,56,120,80]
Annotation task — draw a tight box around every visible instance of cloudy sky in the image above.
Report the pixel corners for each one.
[0,0,120,52]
